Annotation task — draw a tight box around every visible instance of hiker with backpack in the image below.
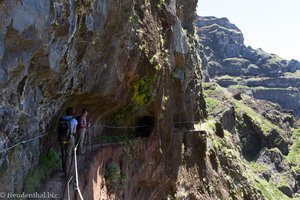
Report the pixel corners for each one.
[76,109,90,155]
[57,107,78,177]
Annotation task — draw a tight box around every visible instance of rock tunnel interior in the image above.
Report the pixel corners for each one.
[135,116,155,138]
[49,93,156,147]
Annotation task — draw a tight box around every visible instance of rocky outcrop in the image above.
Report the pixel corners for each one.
[256,148,296,198]
[197,16,300,116]
[252,87,300,115]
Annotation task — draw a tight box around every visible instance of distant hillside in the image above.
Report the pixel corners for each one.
[197,16,300,116]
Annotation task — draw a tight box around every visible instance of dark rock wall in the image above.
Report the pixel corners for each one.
[0,0,204,193]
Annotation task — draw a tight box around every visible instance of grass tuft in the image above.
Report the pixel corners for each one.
[254,177,289,200]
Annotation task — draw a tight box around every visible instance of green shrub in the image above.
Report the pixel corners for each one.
[122,139,139,163]
[132,76,154,105]
[205,97,220,115]
[24,148,60,192]
[114,76,155,125]
[156,0,164,9]
[105,163,121,185]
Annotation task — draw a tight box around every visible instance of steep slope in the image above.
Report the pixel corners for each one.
[197,16,300,116]
[197,16,300,199]
[203,82,300,199]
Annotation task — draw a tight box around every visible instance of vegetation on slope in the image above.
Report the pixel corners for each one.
[203,82,300,199]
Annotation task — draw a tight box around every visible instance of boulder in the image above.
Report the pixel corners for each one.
[256,148,288,172]
[219,106,236,133]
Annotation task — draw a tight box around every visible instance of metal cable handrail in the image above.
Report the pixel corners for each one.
[88,124,147,129]
[174,120,201,124]
[0,120,200,154]
[0,133,49,153]
[0,124,143,154]
[0,119,201,198]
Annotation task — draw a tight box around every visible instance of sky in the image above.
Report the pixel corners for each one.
[197,0,300,61]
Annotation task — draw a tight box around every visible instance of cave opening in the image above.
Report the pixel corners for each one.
[241,133,263,161]
[239,114,265,161]
[135,116,155,138]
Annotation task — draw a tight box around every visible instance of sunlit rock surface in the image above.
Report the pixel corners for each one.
[197,16,300,116]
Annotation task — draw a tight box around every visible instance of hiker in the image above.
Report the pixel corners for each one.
[57,107,78,177]
[77,109,90,155]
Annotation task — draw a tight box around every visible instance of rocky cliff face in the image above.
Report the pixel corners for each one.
[197,16,300,116]
[0,0,205,195]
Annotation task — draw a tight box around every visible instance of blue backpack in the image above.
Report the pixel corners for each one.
[57,117,73,141]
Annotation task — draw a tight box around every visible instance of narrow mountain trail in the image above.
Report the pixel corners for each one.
[36,141,125,200]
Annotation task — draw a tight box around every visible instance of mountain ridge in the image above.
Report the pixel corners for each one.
[197,15,300,116]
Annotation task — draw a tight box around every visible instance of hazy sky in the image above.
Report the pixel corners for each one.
[197,0,300,61]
